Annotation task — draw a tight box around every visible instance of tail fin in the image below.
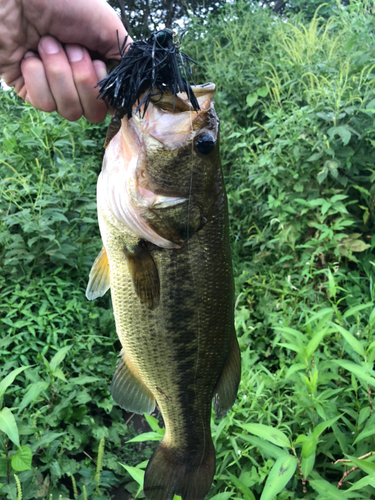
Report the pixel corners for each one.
[144,439,215,500]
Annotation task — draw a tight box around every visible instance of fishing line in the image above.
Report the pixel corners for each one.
[187,109,207,489]
[184,73,208,485]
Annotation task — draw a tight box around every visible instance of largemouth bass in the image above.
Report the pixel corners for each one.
[86,83,241,500]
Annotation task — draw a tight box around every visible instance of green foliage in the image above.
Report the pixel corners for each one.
[2,1,375,499]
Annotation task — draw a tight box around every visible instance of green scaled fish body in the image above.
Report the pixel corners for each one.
[87,84,241,500]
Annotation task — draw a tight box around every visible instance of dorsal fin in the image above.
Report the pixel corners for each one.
[86,247,110,300]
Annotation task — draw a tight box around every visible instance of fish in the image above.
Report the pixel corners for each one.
[86,82,241,500]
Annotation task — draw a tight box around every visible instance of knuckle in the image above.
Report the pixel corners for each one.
[59,107,82,122]
[86,106,107,124]
[74,72,93,87]
[39,101,57,113]
[47,65,64,79]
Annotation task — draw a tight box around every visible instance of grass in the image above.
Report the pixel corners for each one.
[1,1,375,498]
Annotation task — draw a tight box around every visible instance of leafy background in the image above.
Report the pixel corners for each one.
[1,1,375,499]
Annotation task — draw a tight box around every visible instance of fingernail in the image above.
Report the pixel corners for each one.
[40,36,59,55]
[93,60,108,81]
[66,45,83,63]
[23,51,36,59]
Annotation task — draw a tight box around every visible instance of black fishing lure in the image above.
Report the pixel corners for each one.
[97,29,200,120]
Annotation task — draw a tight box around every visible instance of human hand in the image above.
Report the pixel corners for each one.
[0,0,130,122]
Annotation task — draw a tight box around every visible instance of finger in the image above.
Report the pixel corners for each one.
[38,36,83,121]
[23,0,131,59]
[65,45,108,123]
[93,60,108,82]
[93,60,116,116]
[21,52,57,112]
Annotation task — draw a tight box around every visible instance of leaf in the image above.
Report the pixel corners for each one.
[301,436,317,459]
[339,236,370,253]
[332,323,365,357]
[312,416,340,440]
[317,168,328,184]
[257,86,268,97]
[52,368,66,381]
[346,473,375,492]
[69,376,101,385]
[301,452,315,479]
[30,432,65,452]
[366,98,375,109]
[305,308,334,325]
[227,472,256,500]
[285,363,306,380]
[0,366,30,400]
[328,125,351,145]
[120,464,145,486]
[259,454,297,500]
[246,93,258,107]
[239,435,287,459]
[126,431,164,443]
[306,327,331,358]
[343,302,373,319]
[310,479,349,499]
[307,151,323,162]
[0,408,20,448]
[353,425,375,445]
[333,360,375,386]
[18,382,49,413]
[0,335,17,350]
[299,417,340,459]
[325,160,339,178]
[346,455,375,475]
[144,414,164,434]
[0,457,8,476]
[208,493,234,500]
[316,111,334,121]
[330,194,348,203]
[11,445,32,471]
[239,423,290,448]
[49,345,72,372]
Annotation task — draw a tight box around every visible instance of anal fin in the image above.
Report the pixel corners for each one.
[213,330,241,419]
[86,247,110,300]
[111,350,155,415]
[125,240,160,309]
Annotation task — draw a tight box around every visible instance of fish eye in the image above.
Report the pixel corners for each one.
[195,133,215,155]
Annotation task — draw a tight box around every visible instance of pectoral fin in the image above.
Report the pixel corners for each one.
[86,247,110,300]
[143,200,203,246]
[213,331,241,419]
[111,350,155,415]
[125,241,160,309]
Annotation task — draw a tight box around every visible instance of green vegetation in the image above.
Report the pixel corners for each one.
[1,1,375,498]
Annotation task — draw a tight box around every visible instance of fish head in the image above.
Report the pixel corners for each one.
[133,83,220,198]
[98,83,222,248]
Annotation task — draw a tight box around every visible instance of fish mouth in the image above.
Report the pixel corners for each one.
[98,84,217,248]
[137,83,217,150]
